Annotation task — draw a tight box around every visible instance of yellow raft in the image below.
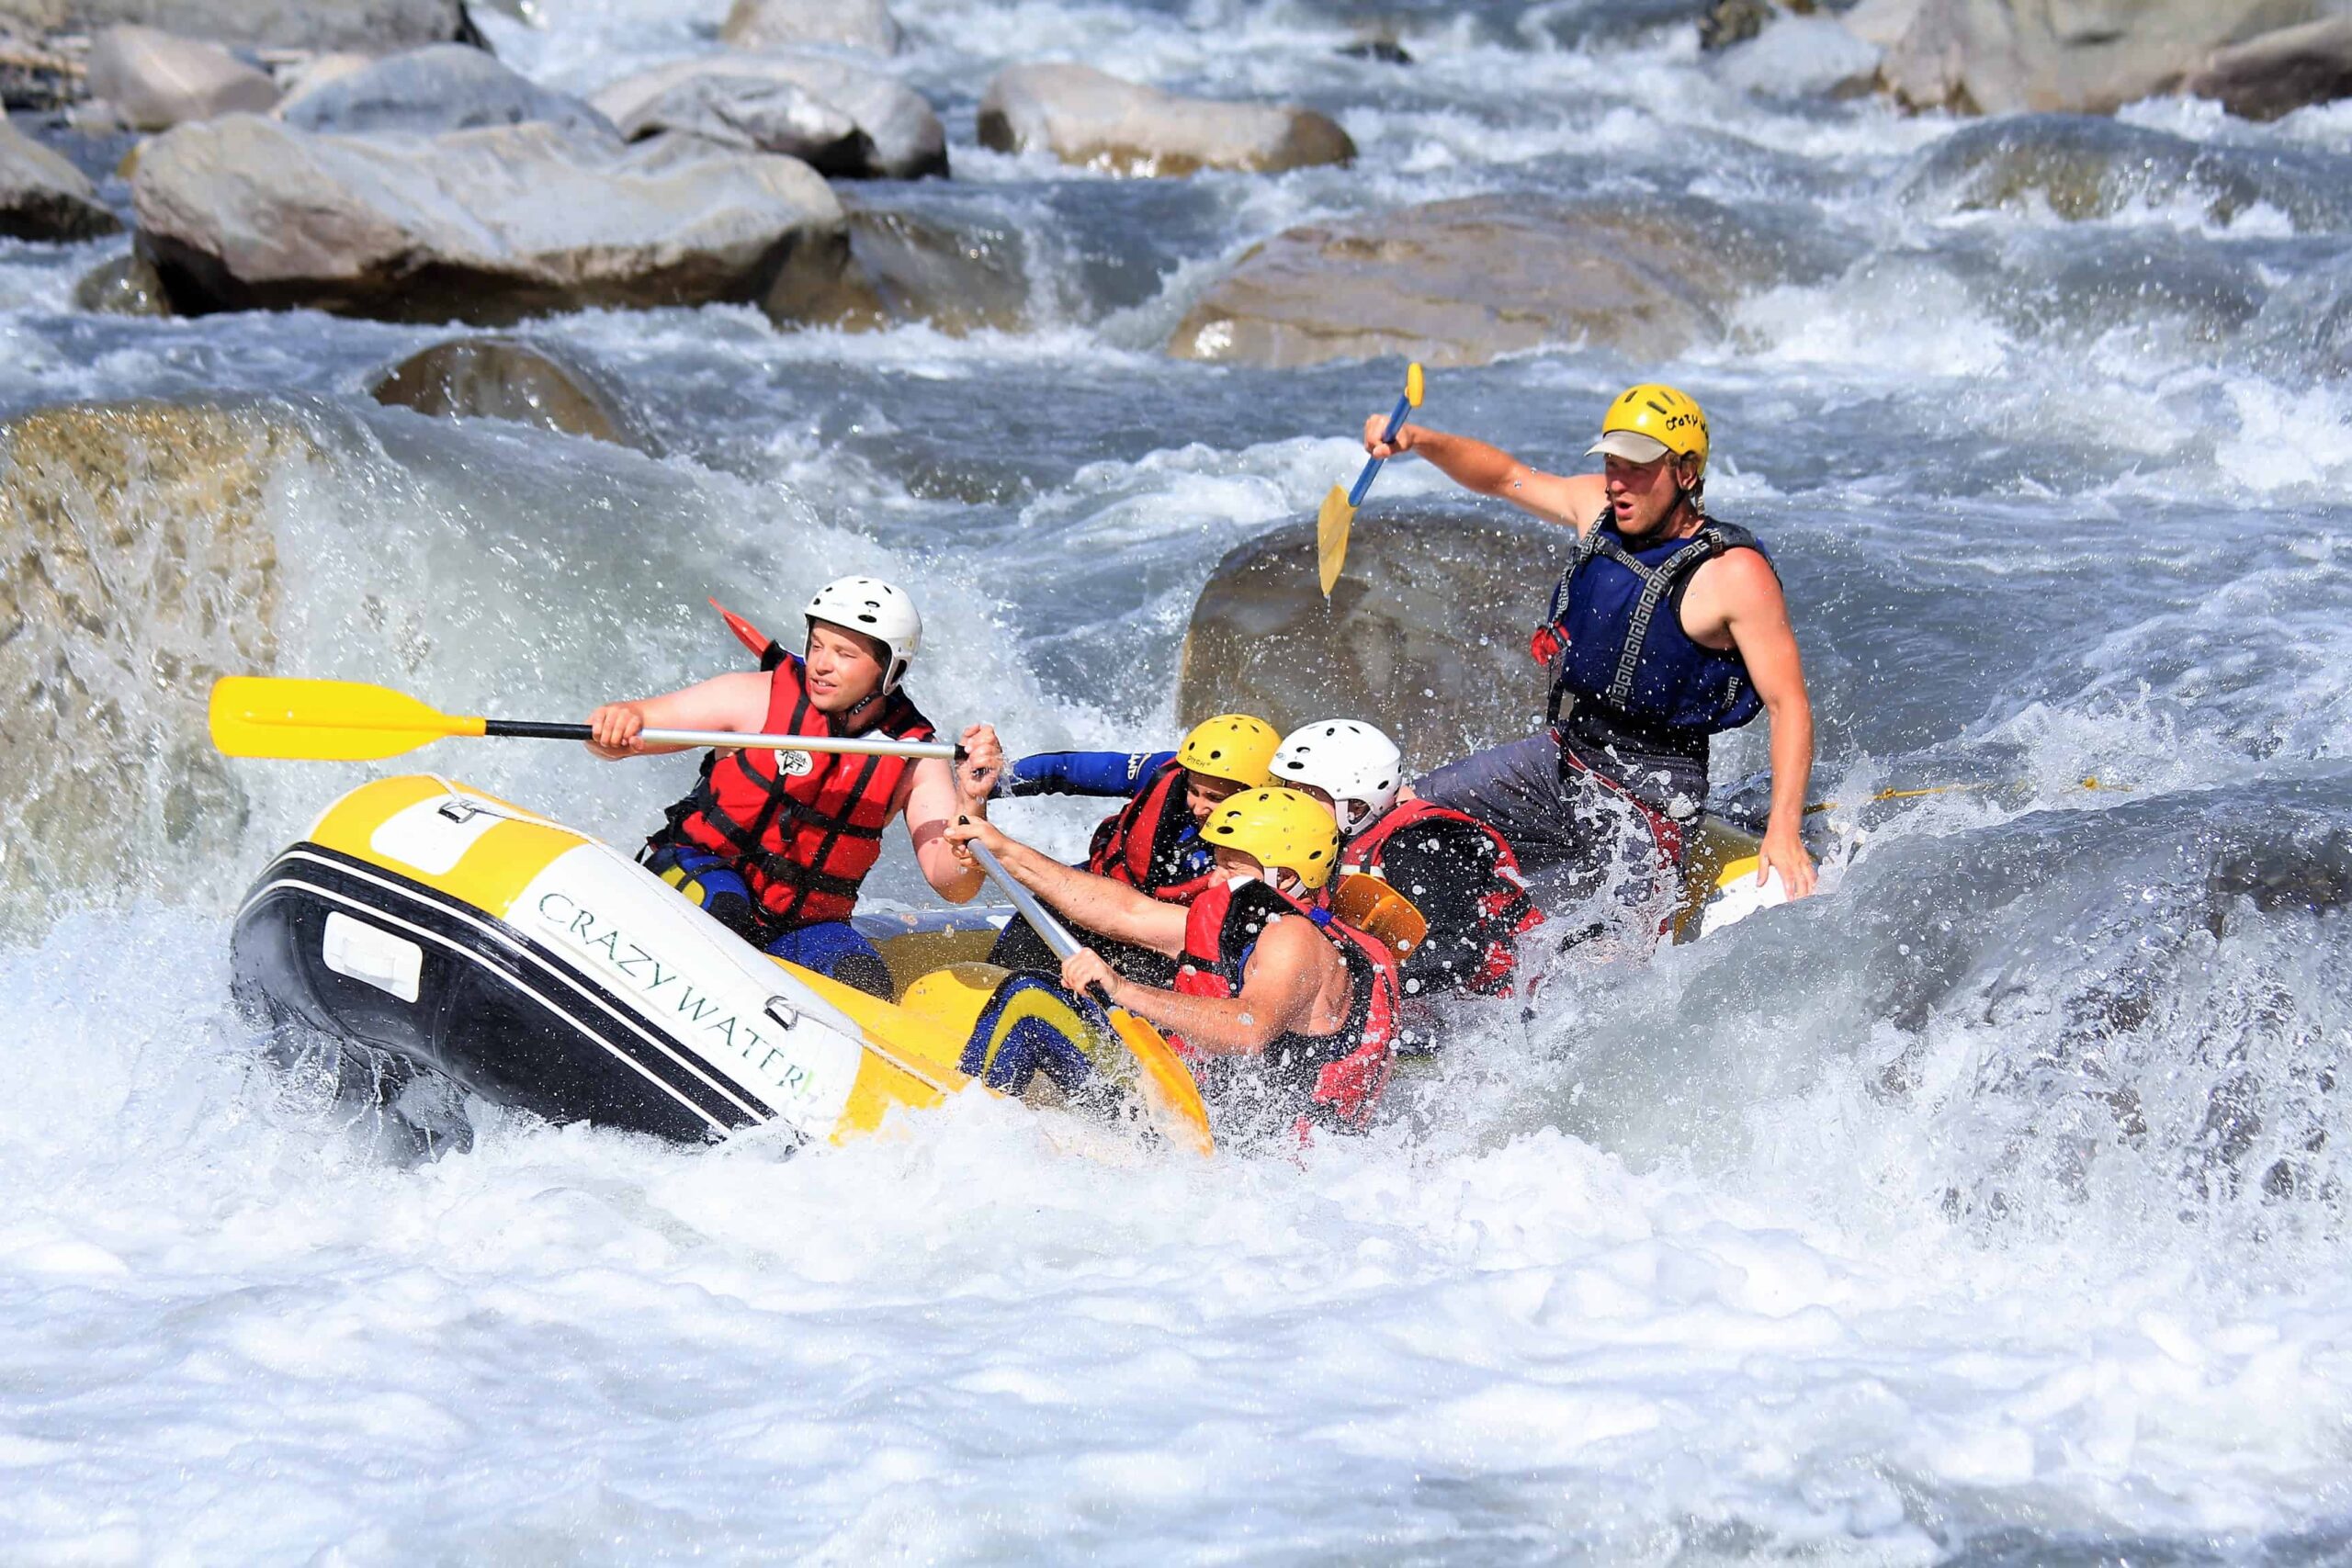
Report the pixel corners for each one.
[230,774,1211,1150]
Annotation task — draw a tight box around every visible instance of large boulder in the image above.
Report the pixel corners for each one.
[977,62,1354,176]
[0,118,119,239]
[2185,15,2352,119]
[131,116,851,323]
[369,335,652,452]
[720,0,901,55]
[0,0,473,51]
[1873,0,2328,115]
[1170,193,1825,369]
[86,25,279,130]
[591,52,944,179]
[0,399,301,925]
[1177,509,1566,775]
[277,43,618,140]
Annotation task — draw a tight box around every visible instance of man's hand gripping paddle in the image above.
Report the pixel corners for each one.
[207,676,959,764]
[1318,361,1425,599]
[960,834,1214,1156]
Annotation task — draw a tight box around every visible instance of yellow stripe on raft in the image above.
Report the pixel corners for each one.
[785,964,979,1140]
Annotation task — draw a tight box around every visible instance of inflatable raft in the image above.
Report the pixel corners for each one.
[230,774,1783,1151]
[230,774,1210,1150]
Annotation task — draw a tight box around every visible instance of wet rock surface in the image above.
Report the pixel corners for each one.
[2186,15,2352,121]
[277,43,616,140]
[0,398,300,922]
[590,51,944,179]
[0,0,475,52]
[719,0,902,56]
[131,116,849,323]
[368,336,653,452]
[74,250,169,312]
[1177,508,1566,774]
[978,62,1353,176]
[1170,192,1838,369]
[0,115,118,238]
[85,24,277,130]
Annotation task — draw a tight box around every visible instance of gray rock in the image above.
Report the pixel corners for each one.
[132,115,850,323]
[765,197,1027,334]
[1177,509,1563,776]
[278,44,617,139]
[0,0,471,52]
[1714,13,1883,97]
[370,335,652,451]
[87,25,279,130]
[591,52,944,178]
[1170,192,1829,370]
[1875,0,2326,116]
[2186,15,2352,120]
[0,117,119,239]
[74,251,170,312]
[720,0,902,56]
[977,62,1353,176]
[613,73,871,175]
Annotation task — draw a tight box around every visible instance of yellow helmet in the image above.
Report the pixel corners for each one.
[1589,383,1708,478]
[1174,713,1279,787]
[1200,786,1340,890]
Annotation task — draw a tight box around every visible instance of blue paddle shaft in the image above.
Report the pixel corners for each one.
[1348,391,1415,506]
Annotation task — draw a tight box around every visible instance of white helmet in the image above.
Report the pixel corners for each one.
[806,576,922,693]
[1270,719,1402,837]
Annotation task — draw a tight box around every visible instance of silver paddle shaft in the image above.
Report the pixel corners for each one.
[965,838,1082,962]
[638,727,957,760]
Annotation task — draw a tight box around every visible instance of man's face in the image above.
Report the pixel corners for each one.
[804,621,888,715]
[1286,782,1342,825]
[1210,843,1296,895]
[1603,452,1694,538]
[1183,770,1246,823]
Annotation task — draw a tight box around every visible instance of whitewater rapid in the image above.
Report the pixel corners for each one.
[4,0,2351,1559]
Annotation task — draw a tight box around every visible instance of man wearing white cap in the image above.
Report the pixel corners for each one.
[1359,382,1815,931]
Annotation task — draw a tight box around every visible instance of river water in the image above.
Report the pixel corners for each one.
[3,0,2350,1561]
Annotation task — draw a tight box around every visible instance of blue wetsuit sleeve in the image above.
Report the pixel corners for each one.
[999,750,1178,799]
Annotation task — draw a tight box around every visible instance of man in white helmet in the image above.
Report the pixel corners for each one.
[585,576,1003,998]
[1269,719,1542,1013]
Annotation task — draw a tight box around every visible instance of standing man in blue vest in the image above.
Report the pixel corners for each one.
[1359,383,1815,926]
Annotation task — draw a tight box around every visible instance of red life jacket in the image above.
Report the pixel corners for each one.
[654,654,934,931]
[1084,759,1218,904]
[1169,878,1401,1133]
[1341,798,1545,995]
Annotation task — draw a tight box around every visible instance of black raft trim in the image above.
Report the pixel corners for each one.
[233,843,785,1136]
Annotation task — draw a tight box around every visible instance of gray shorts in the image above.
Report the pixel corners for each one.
[1416,731,1682,930]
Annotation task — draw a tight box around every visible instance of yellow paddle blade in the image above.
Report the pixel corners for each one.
[1332,872,1429,964]
[209,676,483,761]
[1317,484,1351,599]
[1106,1008,1214,1156]
[1406,360,1425,408]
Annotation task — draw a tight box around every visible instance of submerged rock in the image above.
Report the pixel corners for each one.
[277,43,617,140]
[1874,0,2329,115]
[1170,192,1823,369]
[977,62,1353,176]
[74,251,170,313]
[0,398,301,926]
[2186,16,2352,121]
[591,52,945,179]
[763,197,1028,334]
[0,118,119,239]
[86,25,278,130]
[369,336,653,452]
[1904,112,2352,231]
[132,116,850,324]
[0,0,474,51]
[1177,509,1566,775]
[720,0,902,56]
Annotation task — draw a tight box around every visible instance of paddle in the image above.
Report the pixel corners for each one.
[1318,361,1425,598]
[960,832,1214,1156]
[209,676,959,764]
[1802,776,2120,817]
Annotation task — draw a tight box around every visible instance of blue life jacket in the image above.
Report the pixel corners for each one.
[1534,515,1770,745]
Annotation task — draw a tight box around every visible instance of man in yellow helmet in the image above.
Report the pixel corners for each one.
[985,714,1281,980]
[945,789,1402,1134]
[1361,383,1815,925]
